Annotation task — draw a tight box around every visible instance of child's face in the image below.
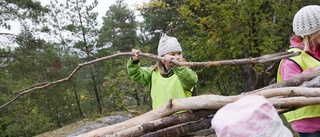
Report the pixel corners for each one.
[166,52,183,61]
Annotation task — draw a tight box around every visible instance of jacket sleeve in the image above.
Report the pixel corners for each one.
[127,58,152,85]
[172,66,198,91]
[280,58,314,81]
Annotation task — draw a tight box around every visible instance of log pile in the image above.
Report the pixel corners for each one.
[76,69,320,137]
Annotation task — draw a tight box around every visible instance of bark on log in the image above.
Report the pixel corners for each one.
[111,109,217,137]
[252,87,320,98]
[243,70,320,95]
[141,116,213,137]
[269,97,320,108]
[299,75,320,87]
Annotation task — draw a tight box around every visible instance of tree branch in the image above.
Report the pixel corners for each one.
[1,51,296,109]
[140,116,213,137]
[242,69,320,95]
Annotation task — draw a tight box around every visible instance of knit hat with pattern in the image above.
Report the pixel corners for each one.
[293,5,320,37]
[157,34,182,56]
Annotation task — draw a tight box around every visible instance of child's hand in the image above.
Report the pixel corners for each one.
[131,49,140,61]
[162,54,175,70]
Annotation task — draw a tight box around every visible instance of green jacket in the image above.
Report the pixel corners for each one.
[127,59,198,109]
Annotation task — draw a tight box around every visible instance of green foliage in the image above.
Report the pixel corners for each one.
[0,32,71,136]
[5,0,44,11]
[102,58,151,114]
[44,0,105,114]
[138,0,185,54]
[98,0,138,52]
[0,103,54,137]
[97,0,150,114]
[0,0,49,31]
[142,0,299,95]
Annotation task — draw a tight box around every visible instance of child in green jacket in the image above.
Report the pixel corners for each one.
[127,34,198,109]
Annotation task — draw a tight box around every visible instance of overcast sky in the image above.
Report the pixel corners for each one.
[0,0,149,48]
[40,0,148,24]
[2,0,148,34]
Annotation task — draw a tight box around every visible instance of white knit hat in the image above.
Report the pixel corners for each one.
[211,95,292,137]
[293,5,320,37]
[157,34,182,56]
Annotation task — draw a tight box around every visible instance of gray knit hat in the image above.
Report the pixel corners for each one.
[157,34,182,56]
[293,5,320,37]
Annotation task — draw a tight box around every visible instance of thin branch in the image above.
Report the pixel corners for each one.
[243,69,320,95]
[12,82,50,94]
[0,32,18,36]
[173,51,300,67]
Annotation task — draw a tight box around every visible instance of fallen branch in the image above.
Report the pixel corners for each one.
[242,69,320,95]
[299,74,320,87]
[270,97,320,108]
[0,51,297,109]
[140,116,213,137]
[252,87,320,98]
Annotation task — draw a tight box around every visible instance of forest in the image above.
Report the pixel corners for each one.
[1,0,320,136]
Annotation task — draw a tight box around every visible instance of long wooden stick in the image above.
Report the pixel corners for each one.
[140,116,213,137]
[174,51,300,67]
[0,51,298,109]
[242,69,320,95]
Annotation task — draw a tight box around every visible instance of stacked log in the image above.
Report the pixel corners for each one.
[77,70,320,137]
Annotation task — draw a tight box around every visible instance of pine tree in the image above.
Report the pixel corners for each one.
[98,0,138,52]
